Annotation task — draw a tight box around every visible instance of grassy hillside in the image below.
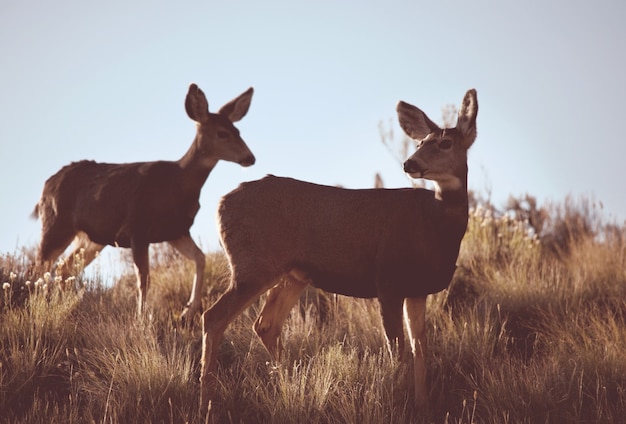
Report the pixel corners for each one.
[1,195,625,423]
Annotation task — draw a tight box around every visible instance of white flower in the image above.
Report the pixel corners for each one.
[9,272,16,282]
[44,272,52,284]
[25,280,31,287]
[2,282,10,291]
[35,278,43,288]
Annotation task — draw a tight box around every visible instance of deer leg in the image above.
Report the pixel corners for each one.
[404,296,428,409]
[378,293,405,359]
[36,222,75,271]
[254,274,308,359]
[169,234,205,324]
[63,234,104,277]
[53,236,104,290]
[131,241,150,316]
[35,231,73,294]
[200,277,274,415]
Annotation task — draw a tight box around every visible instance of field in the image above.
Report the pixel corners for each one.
[1,195,625,423]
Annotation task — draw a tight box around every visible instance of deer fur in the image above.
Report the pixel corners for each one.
[199,89,478,414]
[32,83,255,321]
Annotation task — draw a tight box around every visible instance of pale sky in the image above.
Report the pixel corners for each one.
[1,1,625,266]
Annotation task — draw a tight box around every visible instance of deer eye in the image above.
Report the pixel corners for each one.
[439,139,452,150]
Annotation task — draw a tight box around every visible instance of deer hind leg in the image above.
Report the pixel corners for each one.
[200,275,275,415]
[131,241,150,317]
[254,272,309,359]
[378,293,406,359]
[404,296,428,409]
[34,233,71,295]
[62,233,104,279]
[169,234,206,324]
[36,217,75,272]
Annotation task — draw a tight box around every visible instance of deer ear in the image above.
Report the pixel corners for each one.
[456,89,478,148]
[185,84,211,123]
[218,87,254,122]
[396,101,440,140]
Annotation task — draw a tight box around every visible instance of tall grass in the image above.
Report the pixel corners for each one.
[1,196,625,423]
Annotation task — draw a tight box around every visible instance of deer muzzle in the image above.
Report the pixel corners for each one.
[403,158,425,178]
[239,154,256,167]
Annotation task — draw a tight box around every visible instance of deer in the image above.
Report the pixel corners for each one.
[32,83,255,322]
[199,89,478,414]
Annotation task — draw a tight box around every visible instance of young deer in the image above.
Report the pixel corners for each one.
[199,89,478,413]
[32,84,255,321]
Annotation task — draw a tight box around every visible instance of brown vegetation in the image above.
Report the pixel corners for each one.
[1,195,625,423]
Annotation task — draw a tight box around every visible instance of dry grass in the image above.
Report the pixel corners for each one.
[1,196,626,423]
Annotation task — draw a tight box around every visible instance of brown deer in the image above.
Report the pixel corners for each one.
[32,83,255,321]
[199,89,478,413]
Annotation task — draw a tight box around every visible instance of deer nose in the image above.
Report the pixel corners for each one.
[240,154,256,167]
[404,159,426,178]
[403,159,418,174]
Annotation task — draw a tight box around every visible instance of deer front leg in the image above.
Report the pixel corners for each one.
[169,234,206,324]
[404,296,428,409]
[378,293,405,359]
[131,240,150,317]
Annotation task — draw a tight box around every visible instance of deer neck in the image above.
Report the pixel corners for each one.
[177,137,218,192]
[433,172,469,239]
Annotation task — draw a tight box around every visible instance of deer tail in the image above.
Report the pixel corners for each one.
[31,203,40,220]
